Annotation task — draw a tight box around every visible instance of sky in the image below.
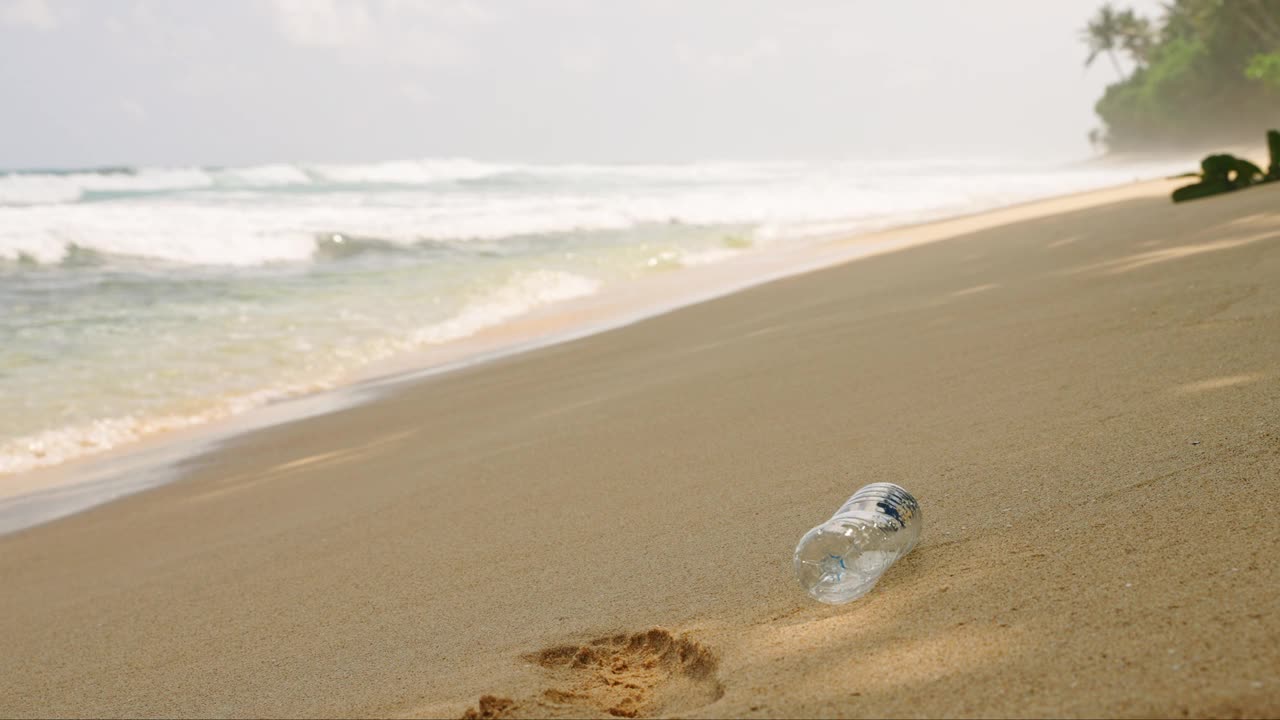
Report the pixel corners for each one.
[0,0,1167,169]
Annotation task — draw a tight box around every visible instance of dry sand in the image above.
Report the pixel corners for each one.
[1,179,1278,718]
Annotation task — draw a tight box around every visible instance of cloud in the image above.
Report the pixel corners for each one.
[270,0,375,48]
[559,44,602,75]
[268,0,500,62]
[680,37,781,74]
[118,98,148,122]
[398,81,435,106]
[0,0,64,30]
[388,0,499,25]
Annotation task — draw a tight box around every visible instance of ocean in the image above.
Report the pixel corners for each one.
[0,156,1185,477]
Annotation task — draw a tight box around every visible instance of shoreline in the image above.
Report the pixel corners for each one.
[0,175,1187,536]
[1,172,1277,717]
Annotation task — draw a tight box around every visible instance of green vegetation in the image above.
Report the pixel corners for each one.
[1084,1,1280,151]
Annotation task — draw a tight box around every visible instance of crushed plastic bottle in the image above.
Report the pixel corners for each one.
[793,482,922,604]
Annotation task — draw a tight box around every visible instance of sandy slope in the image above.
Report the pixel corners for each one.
[1,179,1278,718]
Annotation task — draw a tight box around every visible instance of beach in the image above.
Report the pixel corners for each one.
[1,176,1277,717]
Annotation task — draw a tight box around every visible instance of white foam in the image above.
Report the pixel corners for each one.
[0,174,84,205]
[308,158,516,185]
[0,161,1188,267]
[0,155,1194,483]
[217,163,313,187]
[0,168,215,207]
[0,156,1197,266]
[0,372,355,476]
[75,168,214,193]
[0,270,601,476]
[412,270,600,344]
[0,204,319,265]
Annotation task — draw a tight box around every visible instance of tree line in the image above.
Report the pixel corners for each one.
[1083,0,1280,151]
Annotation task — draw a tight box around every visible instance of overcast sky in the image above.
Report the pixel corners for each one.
[0,0,1166,169]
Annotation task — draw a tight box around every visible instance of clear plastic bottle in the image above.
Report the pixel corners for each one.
[793,482,922,604]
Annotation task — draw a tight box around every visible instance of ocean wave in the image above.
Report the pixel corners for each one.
[307,158,515,185]
[0,204,630,267]
[0,156,1191,211]
[0,174,85,206]
[0,389,305,477]
[0,155,1196,485]
[0,205,319,265]
[411,270,600,344]
[0,158,804,207]
[0,268,601,476]
[215,163,314,187]
[310,232,412,261]
[0,160,1186,267]
[0,167,216,206]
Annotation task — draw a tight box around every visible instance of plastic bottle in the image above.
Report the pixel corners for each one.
[793,482,922,604]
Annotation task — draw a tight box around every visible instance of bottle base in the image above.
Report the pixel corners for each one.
[794,524,897,604]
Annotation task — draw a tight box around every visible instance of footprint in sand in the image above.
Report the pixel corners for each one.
[462,628,723,719]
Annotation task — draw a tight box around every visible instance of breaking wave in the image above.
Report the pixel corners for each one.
[0,269,600,475]
[0,153,1193,484]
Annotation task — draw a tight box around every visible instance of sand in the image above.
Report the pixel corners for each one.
[1,178,1278,718]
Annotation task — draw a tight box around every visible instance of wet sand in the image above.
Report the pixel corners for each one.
[2,178,1278,718]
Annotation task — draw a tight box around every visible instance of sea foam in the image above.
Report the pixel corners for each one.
[0,269,601,476]
[0,160,1179,267]
[0,155,1191,484]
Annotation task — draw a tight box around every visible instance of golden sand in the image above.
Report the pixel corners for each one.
[1,179,1278,718]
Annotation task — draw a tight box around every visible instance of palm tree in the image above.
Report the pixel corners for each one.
[1115,9,1155,67]
[1233,0,1280,49]
[1158,0,1215,44]
[1082,3,1126,79]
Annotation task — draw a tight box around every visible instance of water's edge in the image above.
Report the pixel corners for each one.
[0,176,1177,536]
